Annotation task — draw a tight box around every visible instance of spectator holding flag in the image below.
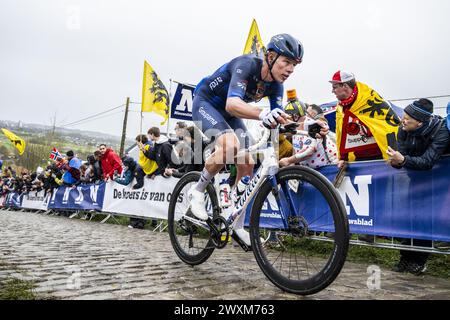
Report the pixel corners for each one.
[330,70,401,167]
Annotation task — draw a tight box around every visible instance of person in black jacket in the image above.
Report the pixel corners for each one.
[92,151,104,182]
[387,99,449,169]
[170,125,209,176]
[147,127,175,177]
[387,98,450,275]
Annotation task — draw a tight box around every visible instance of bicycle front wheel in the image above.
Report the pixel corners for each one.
[250,166,349,295]
[168,172,220,265]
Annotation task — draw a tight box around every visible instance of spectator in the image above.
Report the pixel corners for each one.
[79,164,90,183]
[280,104,338,168]
[174,121,188,140]
[99,144,122,181]
[92,151,104,182]
[133,134,158,189]
[330,70,401,168]
[7,166,16,177]
[61,150,82,186]
[84,156,95,183]
[30,171,44,192]
[171,125,207,175]
[330,70,402,243]
[14,170,27,193]
[387,99,450,170]
[114,155,148,229]
[386,99,450,275]
[147,127,175,177]
[43,165,59,195]
[115,156,137,186]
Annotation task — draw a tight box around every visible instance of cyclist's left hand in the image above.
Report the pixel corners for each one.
[259,108,290,128]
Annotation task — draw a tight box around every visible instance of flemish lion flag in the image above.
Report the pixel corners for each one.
[1,128,26,155]
[243,19,265,57]
[141,60,170,125]
[335,82,401,161]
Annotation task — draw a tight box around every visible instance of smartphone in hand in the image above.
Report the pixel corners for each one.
[386,132,398,151]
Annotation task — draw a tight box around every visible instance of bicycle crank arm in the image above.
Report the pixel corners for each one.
[182,215,210,230]
[230,232,252,252]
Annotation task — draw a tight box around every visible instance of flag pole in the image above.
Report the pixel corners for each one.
[140,60,146,137]
[166,78,173,135]
[140,111,143,135]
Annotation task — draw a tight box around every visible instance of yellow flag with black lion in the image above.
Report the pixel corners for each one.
[335,82,401,161]
[141,60,170,126]
[1,128,26,155]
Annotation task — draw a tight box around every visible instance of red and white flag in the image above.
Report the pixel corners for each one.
[49,147,62,161]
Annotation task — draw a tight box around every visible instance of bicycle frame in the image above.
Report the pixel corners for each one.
[223,127,294,231]
[182,126,300,233]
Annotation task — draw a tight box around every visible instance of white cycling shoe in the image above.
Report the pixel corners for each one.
[187,186,209,221]
[234,228,251,246]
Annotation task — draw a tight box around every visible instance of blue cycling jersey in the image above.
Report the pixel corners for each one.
[194,54,284,111]
[192,54,285,149]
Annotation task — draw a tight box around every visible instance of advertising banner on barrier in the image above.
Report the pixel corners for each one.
[3,157,449,242]
[4,192,22,208]
[102,176,179,219]
[21,190,49,210]
[244,156,450,242]
[48,183,105,210]
[331,157,450,242]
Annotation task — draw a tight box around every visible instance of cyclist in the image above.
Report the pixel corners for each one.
[188,34,304,243]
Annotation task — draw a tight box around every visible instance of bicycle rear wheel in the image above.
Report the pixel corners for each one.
[168,172,220,265]
[250,166,349,295]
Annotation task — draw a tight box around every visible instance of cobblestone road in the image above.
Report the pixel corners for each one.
[0,210,449,300]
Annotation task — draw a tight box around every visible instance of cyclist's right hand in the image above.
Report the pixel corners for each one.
[259,108,289,128]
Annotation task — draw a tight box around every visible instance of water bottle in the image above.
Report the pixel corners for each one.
[237,175,251,195]
[219,179,231,208]
[226,176,251,225]
[234,175,251,207]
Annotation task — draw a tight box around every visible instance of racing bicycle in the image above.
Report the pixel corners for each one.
[167,123,349,295]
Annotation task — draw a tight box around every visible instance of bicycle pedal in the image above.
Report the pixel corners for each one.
[220,234,232,243]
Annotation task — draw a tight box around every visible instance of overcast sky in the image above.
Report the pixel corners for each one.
[1,0,449,138]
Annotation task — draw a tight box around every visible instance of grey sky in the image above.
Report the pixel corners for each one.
[1,0,449,138]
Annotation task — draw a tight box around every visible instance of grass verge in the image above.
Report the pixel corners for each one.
[0,278,38,300]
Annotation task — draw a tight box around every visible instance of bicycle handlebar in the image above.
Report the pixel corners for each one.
[237,121,313,158]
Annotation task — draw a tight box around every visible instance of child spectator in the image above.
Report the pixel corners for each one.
[115,156,137,186]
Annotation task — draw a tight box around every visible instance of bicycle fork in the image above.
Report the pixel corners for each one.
[267,174,299,231]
